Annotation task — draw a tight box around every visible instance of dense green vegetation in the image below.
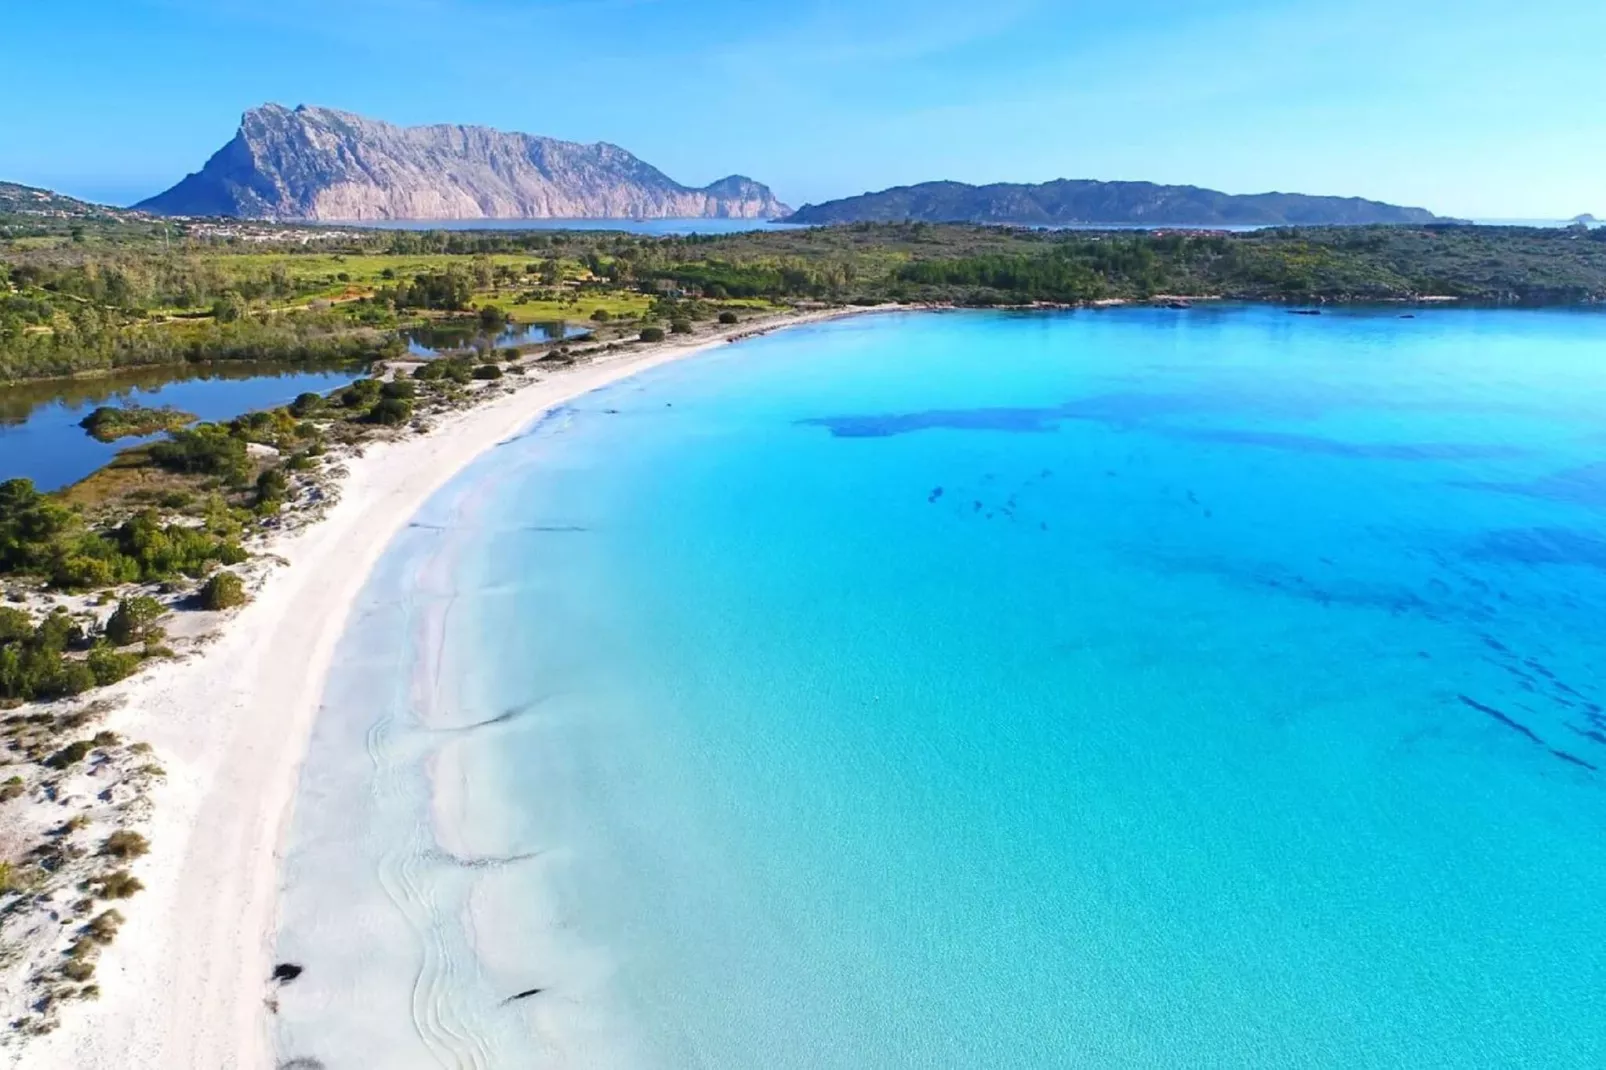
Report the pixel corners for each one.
[79,404,194,441]
[0,604,143,701]
[5,213,1603,386]
[0,478,247,589]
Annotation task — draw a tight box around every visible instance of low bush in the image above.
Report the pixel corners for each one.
[87,647,140,687]
[199,571,247,611]
[639,326,665,343]
[718,311,740,324]
[472,364,503,381]
[148,426,250,483]
[337,379,383,409]
[365,397,413,426]
[45,740,96,770]
[61,959,95,983]
[288,393,324,418]
[100,831,149,860]
[104,596,163,646]
[84,909,124,944]
[87,870,144,900]
[670,318,693,335]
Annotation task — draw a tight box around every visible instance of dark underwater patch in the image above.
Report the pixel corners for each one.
[1459,694,1544,745]
[798,392,1228,438]
[1166,427,1524,461]
[1462,462,1606,509]
[1467,528,1606,570]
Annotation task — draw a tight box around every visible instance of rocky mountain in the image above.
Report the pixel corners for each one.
[138,104,791,222]
[784,179,1441,227]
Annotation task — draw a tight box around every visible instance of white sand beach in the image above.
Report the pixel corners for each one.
[16,307,873,1070]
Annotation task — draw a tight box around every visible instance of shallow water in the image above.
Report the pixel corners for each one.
[0,362,363,490]
[403,320,588,359]
[278,306,1606,1068]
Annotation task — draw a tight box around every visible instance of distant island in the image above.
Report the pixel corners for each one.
[136,104,791,222]
[1572,214,1598,225]
[783,179,1443,227]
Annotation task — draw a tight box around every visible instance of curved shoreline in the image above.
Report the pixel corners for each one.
[20,306,879,1070]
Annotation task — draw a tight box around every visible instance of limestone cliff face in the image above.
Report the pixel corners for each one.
[138,105,791,221]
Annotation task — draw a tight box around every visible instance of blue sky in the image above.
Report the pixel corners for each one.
[5,0,1603,217]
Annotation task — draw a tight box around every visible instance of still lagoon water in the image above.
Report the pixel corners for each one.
[278,306,1606,1068]
[0,362,364,491]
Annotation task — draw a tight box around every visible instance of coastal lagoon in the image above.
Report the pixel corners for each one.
[0,362,364,491]
[277,307,1606,1068]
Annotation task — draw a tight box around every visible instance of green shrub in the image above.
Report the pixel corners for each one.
[255,467,289,507]
[365,397,413,426]
[380,379,416,400]
[0,479,76,574]
[472,364,504,381]
[639,326,665,343]
[0,776,24,802]
[87,647,140,687]
[104,596,163,646]
[718,311,740,325]
[54,660,98,696]
[288,392,325,418]
[590,308,612,322]
[45,740,96,770]
[199,571,247,610]
[670,318,693,335]
[148,425,250,482]
[0,607,31,642]
[337,379,383,409]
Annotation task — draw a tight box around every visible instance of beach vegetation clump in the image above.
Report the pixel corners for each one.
[148,425,251,482]
[718,311,739,324]
[199,570,247,611]
[254,467,291,514]
[79,405,195,443]
[639,326,665,343]
[288,392,325,418]
[670,318,693,335]
[472,364,503,380]
[413,357,474,385]
[86,646,140,686]
[337,378,384,410]
[83,909,124,944]
[99,831,149,861]
[60,958,96,983]
[44,739,96,770]
[365,397,413,425]
[0,607,145,701]
[104,596,164,646]
[86,869,143,900]
[590,308,612,322]
[380,379,415,400]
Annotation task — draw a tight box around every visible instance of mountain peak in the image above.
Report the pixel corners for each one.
[137,105,790,222]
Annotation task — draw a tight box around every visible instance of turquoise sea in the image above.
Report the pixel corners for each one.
[276,306,1606,1069]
